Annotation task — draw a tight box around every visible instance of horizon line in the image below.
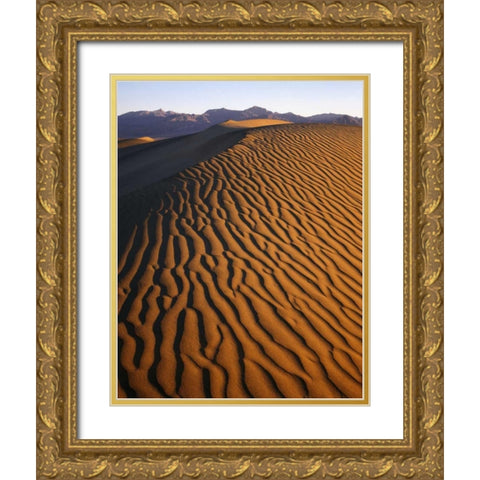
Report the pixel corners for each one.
[118,105,363,119]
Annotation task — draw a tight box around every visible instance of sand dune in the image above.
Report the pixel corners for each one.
[118,125,249,195]
[221,119,292,128]
[118,136,156,148]
[117,123,363,399]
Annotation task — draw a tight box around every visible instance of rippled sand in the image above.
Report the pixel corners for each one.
[117,123,363,399]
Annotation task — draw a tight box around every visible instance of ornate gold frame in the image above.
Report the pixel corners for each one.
[36,1,443,479]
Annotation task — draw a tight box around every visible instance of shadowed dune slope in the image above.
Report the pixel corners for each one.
[118,125,249,195]
[117,123,363,399]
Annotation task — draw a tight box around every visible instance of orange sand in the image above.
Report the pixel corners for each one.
[118,136,156,148]
[117,123,363,399]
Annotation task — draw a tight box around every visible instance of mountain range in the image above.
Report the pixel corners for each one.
[118,106,362,139]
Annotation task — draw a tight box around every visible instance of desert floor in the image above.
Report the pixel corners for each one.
[117,121,363,399]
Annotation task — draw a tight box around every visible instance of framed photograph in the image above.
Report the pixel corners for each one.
[37,1,443,478]
[112,74,368,404]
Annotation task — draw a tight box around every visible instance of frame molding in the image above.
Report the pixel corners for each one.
[37,1,443,478]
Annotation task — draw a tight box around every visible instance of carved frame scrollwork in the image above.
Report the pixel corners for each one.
[37,1,443,478]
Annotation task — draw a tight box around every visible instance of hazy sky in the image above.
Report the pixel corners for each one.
[116,79,364,117]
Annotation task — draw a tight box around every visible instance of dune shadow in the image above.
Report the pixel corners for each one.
[118,125,248,196]
[117,125,249,256]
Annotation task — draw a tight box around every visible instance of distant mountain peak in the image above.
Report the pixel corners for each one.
[118,106,362,139]
[203,107,226,113]
[245,105,268,112]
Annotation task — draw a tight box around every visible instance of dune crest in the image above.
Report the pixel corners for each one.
[221,118,292,128]
[118,136,156,148]
[118,123,363,399]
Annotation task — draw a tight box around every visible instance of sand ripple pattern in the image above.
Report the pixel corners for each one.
[118,124,363,399]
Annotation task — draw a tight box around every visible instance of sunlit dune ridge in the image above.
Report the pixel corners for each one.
[117,123,363,399]
[221,119,292,128]
[118,136,156,148]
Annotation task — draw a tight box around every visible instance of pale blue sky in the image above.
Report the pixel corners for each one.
[116,80,364,117]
